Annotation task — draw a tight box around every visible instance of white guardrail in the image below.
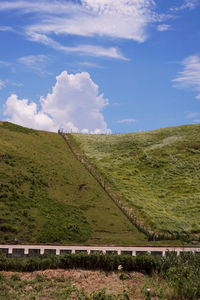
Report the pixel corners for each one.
[0,245,200,257]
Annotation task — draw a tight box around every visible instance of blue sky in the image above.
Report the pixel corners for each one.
[0,0,200,133]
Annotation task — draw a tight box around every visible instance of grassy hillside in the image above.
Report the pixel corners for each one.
[70,124,200,241]
[0,121,150,245]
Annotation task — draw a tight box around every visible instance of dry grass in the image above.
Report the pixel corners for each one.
[0,269,145,299]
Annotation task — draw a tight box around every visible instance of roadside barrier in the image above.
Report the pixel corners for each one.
[0,244,199,257]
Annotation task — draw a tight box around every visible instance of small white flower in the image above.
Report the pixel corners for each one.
[118,265,123,270]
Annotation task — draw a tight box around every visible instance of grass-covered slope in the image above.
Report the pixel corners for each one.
[70,124,200,240]
[0,122,148,245]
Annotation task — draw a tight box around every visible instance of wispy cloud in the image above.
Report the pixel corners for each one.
[0,1,77,14]
[0,79,5,90]
[118,118,136,124]
[2,1,193,60]
[0,0,162,61]
[170,0,199,11]
[157,24,171,32]
[26,32,127,60]
[0,0,158,42]
[66,45,127,60]
[78,61,101,69]
[185,111,200,124]
[10,81,24,88]
[18,55,49,74]
[0,60,11,67]
[172,55,200,99]
[186,112,200,119]
[0,26,13,31]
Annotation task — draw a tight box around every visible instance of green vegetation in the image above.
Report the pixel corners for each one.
[0,121,147,245]
[0,251,157,273]
[0,269,126,299]
[70,124,200,241]
[0,252,200,299]
[0,276,135,300]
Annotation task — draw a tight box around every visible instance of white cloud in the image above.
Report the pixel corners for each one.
[78,61,101,69]
[157,24,171,32]
[170,0,199,11]
[10,81,24,87]
[4,70,111,134]
[0,60,11,67]
[1,0,196,61]
[18,55,49,74]
[0,1,77,14]
[27,0,158,42]
[2,1,182,60]
[0,79,5,90]
[18,55,47,67]
[4,94,55,131]
[118,118,136,123]
[172,55,200,99]
[0,0,158,44]
[26,32,126,60]
[66,45,127,60]
[186,112,200,119]
[0,26,13,31]
[185,111,200,123]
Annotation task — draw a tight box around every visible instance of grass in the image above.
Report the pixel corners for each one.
[0,269,144,299]
[0,270,187,299]
[69,124,200,241]
[0,121,149,245]
[0,252,200,299]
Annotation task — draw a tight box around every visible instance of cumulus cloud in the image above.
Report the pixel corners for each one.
[172,55,200,99]
[157,24,171,32]
[117,118,136,123]
[4,95,56,131]
[4,71,111,133]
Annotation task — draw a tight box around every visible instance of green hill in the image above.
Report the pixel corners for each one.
[69,124,200,241]
[0,121,149,245]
